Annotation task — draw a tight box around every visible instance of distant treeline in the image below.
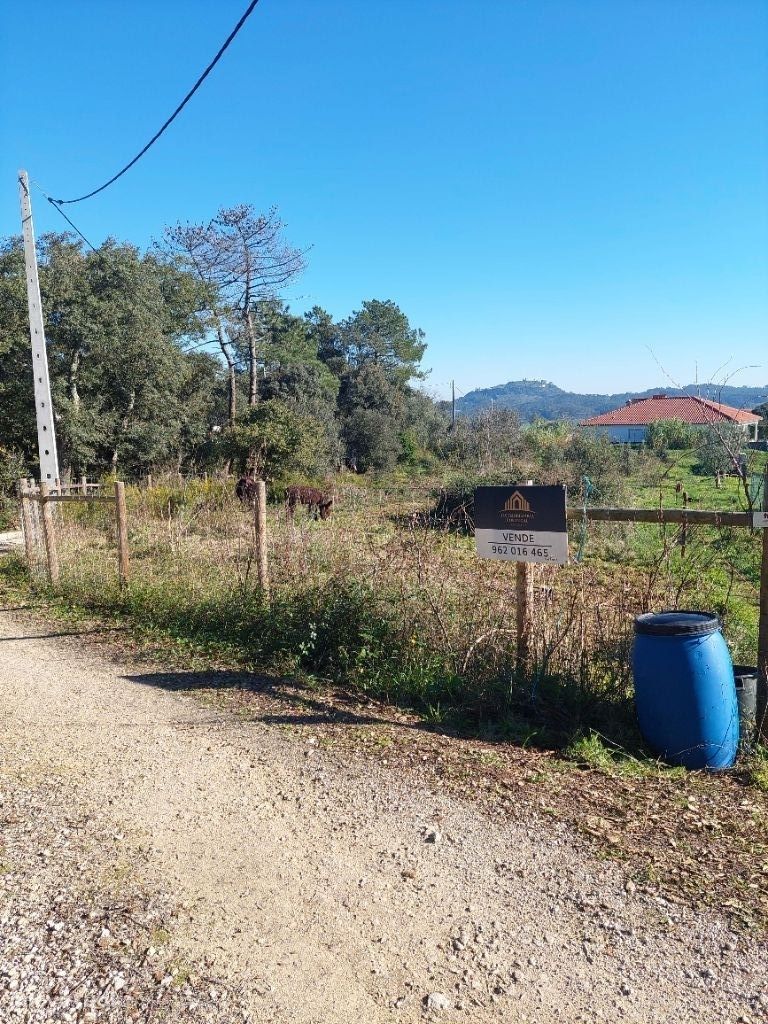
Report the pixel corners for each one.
[455,379,768,422]
[0,218,443,482]
[4,210,763,507]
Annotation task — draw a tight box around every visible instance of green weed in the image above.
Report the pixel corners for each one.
[3,450,764,786]
[745,746,768,792]
[566,730,685,780]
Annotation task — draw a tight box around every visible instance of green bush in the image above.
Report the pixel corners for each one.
[695,424,746,477]
[0,446,26,530]
[217,400,332,481]
[646,419,699,453]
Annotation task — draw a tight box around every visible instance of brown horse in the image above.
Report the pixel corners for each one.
[285,485,334,520]
[235,476,259,505]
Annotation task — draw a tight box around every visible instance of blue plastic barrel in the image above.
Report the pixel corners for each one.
[632,611,738,770]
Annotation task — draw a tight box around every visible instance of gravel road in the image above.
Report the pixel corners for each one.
[0,608,766,1023]
[0,532,23,554]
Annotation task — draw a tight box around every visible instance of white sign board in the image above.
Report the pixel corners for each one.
[474,486,569,565]
[754,509,768,529]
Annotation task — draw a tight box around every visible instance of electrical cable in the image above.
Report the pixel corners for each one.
[48,201,99,252]
[29,177,99,252]
[52,0,262,205]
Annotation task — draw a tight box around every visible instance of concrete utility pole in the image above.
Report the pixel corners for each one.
[451,380,456,431]
[18,170,60,485]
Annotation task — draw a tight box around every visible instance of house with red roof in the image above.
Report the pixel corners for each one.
[581,394,761,443]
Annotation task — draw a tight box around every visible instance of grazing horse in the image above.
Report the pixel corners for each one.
[235,475,259,505]
[285,485,334,520]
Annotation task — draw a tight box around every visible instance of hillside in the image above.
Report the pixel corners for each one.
[454,380,768,422]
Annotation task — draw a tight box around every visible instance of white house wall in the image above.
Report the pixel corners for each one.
[591,426,648,443]
[589,422,757,443]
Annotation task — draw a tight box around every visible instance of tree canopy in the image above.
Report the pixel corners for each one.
[1,234,223,478]
[0,222,444,482]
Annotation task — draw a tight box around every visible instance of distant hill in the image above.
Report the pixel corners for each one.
[454,380,768,423]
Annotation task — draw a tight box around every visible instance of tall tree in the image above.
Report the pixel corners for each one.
[49,240,219,476]
[254,300,342,467]
[162,223,240,426]
[0,239,38,462]
[307,305,346,378]
[214,206,306,407]
[1,231,223,478]
[163,206,305,417]
[332,300,428,469]
[338,299,426,384]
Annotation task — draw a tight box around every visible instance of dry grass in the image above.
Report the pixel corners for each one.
[5,482,768,929]
[15,475,758,755]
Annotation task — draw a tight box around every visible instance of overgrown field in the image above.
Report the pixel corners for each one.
[11,458,765,762]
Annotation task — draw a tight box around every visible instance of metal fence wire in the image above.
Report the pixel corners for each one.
[17,474,766,716]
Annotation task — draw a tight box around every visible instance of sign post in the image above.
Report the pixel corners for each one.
[475,485,568,674]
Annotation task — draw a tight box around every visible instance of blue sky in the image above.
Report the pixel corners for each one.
[2,0,766,399]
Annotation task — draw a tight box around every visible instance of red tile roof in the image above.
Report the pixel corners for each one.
[581,395,761,427]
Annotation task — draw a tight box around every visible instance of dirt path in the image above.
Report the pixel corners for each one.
[0,532,23,554]
[0,609,766,1023]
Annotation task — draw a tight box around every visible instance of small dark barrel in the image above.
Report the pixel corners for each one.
[632,611,738,770]
[733,666,757,751]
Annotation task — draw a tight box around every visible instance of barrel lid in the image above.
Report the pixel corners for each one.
[634,610,721,637]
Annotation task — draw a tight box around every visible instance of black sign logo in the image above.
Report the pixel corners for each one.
[475,485,567,533]
[500,490,534,524]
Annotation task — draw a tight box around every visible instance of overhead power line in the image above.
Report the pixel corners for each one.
[29,177,99,251]
[47,199,99,250]
[52,0,262,205]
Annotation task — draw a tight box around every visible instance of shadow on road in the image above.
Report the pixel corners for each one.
[0,604,50,612]
[0,627,129,642]
[122,669,411,731]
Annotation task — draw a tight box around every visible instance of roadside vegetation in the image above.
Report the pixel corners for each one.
[1,213,766,785]
[3,495,768,932]
[0,133,766,957]
[5,443,765,760]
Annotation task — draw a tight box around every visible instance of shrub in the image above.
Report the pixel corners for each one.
[0,446,26,530]
[696,423,746,476]
[646,419,699,453]
[218,400,332,481]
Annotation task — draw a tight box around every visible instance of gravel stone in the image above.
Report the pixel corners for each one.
[425,991,452,1011]
[0,608,766,1024]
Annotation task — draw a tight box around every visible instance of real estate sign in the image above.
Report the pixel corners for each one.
[474,485,568,564]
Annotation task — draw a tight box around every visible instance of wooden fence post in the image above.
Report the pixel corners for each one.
[758,466,768,742]
[254,479,270,600]
[115,480,130,587]
[680,490,689,559]
[515,480,534,676]
[18,479,35,570]
[80,475,88,495]
[26,479,40,549]
[38,481,59,585]
[516,562,533,675]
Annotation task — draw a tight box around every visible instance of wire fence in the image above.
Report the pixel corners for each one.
[16,474,766,730]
